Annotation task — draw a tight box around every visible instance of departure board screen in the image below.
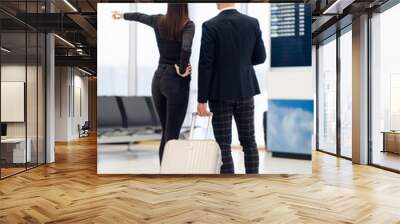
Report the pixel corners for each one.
[270,4,312,67]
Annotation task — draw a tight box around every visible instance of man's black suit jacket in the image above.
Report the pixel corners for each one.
[198,9,266,103]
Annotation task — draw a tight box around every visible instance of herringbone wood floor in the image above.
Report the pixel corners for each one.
[1,136,400,224]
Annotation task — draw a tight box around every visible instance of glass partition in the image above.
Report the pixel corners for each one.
[339,28,352,158]
[317,37,337,154]
[370,4,400,171]
[0,1,46,179]
[27,30,38,169]
[1,30,28,177]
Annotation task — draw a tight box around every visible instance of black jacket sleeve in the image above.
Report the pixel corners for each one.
[252,20,267,65]
[179,21,195,74]
[123,12,158,28]
[198,23,216,103]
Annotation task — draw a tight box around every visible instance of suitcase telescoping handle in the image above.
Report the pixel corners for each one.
[189,112,213,140]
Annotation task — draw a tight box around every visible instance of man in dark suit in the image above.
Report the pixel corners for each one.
[197,3,266,174]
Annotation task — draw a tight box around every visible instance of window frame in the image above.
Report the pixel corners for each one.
[315,24,353,161]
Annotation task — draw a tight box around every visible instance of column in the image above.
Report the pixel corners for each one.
[352,14,369,164]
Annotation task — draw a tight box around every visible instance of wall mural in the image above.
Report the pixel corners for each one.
[267,99,314,159]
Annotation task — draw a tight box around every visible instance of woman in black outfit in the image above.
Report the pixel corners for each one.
[112,4,194,163]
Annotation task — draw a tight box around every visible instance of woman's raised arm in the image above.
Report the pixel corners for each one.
[112,11,158,28]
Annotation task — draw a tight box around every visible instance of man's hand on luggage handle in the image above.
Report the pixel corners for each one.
[197,103,210,117]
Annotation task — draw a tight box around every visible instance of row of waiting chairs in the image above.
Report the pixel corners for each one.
[97,96,161,133]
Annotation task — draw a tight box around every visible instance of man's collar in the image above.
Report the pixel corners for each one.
[219,7,236,13]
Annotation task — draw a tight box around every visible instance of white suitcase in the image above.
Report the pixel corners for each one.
[160,113,222,174]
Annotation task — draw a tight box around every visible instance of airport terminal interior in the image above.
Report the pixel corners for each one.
[1,0,400,222]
